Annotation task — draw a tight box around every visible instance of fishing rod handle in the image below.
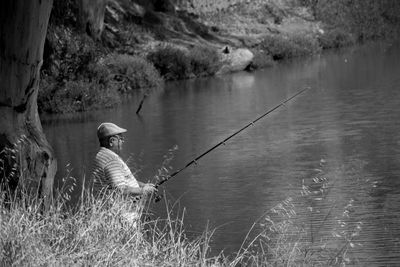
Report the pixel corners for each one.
[154,193,163,203]
[153,179,166,202]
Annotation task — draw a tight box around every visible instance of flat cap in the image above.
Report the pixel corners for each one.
[97,122,127,139]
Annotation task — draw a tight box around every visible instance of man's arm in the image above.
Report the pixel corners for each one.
[125,183,156,195]
[104,159,156,196]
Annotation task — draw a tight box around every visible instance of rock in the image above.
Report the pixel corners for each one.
[216,48,254,75]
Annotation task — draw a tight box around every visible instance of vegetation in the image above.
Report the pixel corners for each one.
[147,45,192,81]
[102,54,163,93]
[0,183,362,266]
[36,0,400,114]
[317,28,355,50]
[0,188,217,266]
[1,154,364,266]
[302,0,400,41]
[1,1,395,265]
[259,33,321,61]
[188,45,222,77]
[147,44,222,80]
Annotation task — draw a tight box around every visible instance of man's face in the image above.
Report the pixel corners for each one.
[109,134,125,154]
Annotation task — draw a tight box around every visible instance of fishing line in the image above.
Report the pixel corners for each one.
[154,86,311,201]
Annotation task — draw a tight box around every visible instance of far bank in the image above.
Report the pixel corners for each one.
[38,0,400,114]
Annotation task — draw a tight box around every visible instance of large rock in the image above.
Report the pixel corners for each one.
[217,48,254,75]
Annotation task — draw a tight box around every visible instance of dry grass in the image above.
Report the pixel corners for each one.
[1,141,363,266]
[0,186,225,266]
[0,176,363,266]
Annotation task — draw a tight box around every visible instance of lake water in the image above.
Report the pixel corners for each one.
[42,41,400,265]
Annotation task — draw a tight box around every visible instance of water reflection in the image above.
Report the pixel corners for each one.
[43,41,400,264]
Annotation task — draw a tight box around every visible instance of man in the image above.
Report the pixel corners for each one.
[91,122,157,198]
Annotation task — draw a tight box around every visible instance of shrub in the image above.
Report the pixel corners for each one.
[261,33,321,60]
[37,78,59,114]
[38,54,163,114]
[147,44,192,80]
[38,79,121,113]
[43,26,99,82]
[314,0,400,41]
[261,34,296,60]
[81,81,121,111]
[102,54,163,92]
[247,50,274,70]
[188,46,221,76]
[318,28,356,49]
[290,33,321,56]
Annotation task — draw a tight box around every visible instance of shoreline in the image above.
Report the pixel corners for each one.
[38,1,400,114]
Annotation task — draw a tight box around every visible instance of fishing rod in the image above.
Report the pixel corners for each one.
[153,86,311,201]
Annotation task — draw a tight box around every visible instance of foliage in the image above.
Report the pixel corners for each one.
[40,27,164,113]
[318,28,356,49]
[147,44,222,80]
[247,50,274,70]
[260,33,321,60]
[311,0,400,41]
[147,44,192,80]
[38,78,121,114]
[188,45,221,77]
[50,0,80,28]
[102,54,163,92]
[38,0,400,115]
[43,26,100,82]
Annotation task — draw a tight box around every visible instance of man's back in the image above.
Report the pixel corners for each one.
[91,147,139,195]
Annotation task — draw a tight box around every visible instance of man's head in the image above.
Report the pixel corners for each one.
[97,122,127,153]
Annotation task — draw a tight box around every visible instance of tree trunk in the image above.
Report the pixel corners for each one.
[78,0,107,39]
[0,0,56,207]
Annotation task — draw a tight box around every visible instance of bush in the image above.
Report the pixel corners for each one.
[261,33,321,60]
[318,28,356,49]
[38,79,121,114]
[188,46,221,76]
[147,44,192,80]
[37,78,58,114]
[248,50,274,70]
[102,54,163,92]
[290,33,321,55]
[43,27,100,82]
[147,44,222,80]
[314,0,400,41]
[39,53,163,114]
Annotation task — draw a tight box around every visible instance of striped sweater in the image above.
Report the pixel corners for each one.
[91,147,140,195]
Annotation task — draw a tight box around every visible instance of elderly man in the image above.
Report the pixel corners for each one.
[91,122,156,198]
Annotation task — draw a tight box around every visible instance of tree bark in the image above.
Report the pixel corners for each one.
[78,0,107,39]
[0,0,56,207]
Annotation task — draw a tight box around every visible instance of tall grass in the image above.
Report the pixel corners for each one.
[231,163,364,266]
[1,141,363,266]
[0,184,224,266]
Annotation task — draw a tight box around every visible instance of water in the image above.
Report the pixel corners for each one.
[42,41,400,265]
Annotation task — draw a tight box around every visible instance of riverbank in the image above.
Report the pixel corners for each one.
[1,172,362,266]
[38,0,400,114]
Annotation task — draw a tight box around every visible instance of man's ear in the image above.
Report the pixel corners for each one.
[109,137,115,147]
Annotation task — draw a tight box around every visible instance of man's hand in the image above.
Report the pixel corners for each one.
[142,183,157,195]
